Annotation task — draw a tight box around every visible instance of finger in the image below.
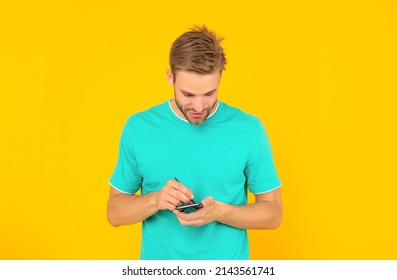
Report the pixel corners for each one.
[162,181,192,204]
[167,188,193,205]
[160,201,179,211]
[201,196,215,207]
[171,180,194,200]
[157,189,186,210]
[174,211,204,227]
[164,194,182,208]
[156,189,181,208]
[173,211,193,225]
[173,209,201,221]
[168,190,193,205]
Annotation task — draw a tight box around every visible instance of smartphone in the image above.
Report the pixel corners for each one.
[176,202,203,212]
[174,177,203,212]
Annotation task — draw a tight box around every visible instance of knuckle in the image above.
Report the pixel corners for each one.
[164,181,172,188]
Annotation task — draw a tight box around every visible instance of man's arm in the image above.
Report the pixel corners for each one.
[106,187,158,227]
[107,179,194,227]
[173,187,282,229]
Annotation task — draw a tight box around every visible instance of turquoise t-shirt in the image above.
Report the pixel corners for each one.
[109,100,281,260]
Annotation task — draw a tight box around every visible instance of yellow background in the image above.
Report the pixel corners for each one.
[1,0,396,259]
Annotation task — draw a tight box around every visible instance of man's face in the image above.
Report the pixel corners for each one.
[167,70,221,125]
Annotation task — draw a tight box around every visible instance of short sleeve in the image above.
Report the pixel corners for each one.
[244,123,282,194]
[109,120,142,194]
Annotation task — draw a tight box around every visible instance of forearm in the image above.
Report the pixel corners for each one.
[107,191,158,227]
[217,200,282,230]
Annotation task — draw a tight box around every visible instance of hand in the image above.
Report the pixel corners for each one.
[154,179,194,211]
[173,196,222,227]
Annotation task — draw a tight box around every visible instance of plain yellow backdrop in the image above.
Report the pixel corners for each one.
[1,0,396,259]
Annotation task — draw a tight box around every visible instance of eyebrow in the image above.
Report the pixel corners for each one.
[180,88,217,96]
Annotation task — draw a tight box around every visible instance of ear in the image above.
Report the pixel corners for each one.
[166,69,174,86]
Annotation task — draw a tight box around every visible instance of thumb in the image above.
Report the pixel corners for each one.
[201,196,215,207]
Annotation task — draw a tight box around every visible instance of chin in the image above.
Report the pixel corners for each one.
[188,119,205,125]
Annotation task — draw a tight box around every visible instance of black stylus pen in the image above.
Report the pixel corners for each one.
[175,177,197,204]
[174,177,202,210]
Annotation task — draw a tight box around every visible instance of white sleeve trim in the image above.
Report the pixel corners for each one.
[252,184,282,195]
[109,181,135,195]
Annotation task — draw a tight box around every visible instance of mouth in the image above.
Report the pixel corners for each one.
[189,112,205,118]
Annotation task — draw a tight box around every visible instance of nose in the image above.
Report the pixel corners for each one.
[192,97,204,112]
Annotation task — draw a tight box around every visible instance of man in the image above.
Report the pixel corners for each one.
[107,25,282,260]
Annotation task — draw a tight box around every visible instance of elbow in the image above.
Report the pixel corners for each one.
[268,204,283,229]
[268,216,282,229]
[107,213,120,227]
[272,211,283,229]
[106,199,125,227]
[264,210,283,230]
[106,208,122,227]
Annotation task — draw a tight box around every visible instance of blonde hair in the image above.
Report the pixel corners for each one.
[169,25,227,79]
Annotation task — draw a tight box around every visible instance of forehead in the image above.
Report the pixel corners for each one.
[174,71,221,93]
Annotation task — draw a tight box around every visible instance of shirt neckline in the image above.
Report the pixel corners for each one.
[166,98,221,127]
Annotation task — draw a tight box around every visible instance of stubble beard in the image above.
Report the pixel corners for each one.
[174,97,217,125]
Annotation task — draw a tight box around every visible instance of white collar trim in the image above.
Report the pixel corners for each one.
[168,99,219,123]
